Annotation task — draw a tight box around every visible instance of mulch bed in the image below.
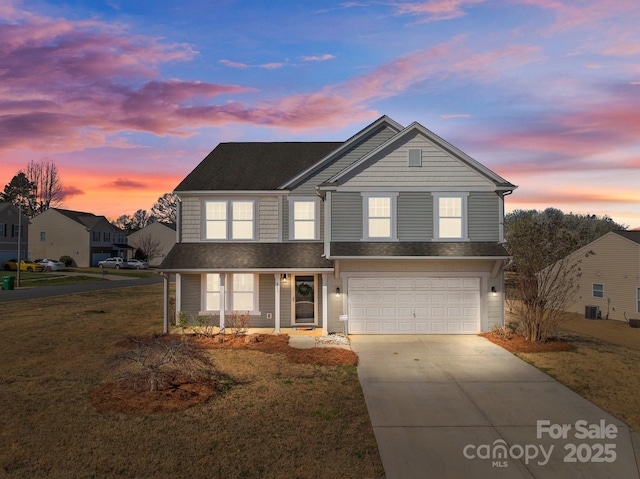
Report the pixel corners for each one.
[91,374,220,414]
[480,332,575,353]
[189,333,359,366]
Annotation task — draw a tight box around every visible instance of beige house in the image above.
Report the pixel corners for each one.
[29,208,130,267]
[0,202,30,263]
[563,231,640,321]
[127,222,176,267]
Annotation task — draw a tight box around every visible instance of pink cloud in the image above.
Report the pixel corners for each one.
[603,43,640,56]
[0,9,251,151]
[392,0,485,23]
[59,185,84,199]
[511,0,639,33]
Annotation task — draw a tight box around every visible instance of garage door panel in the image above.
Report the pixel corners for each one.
[348,276,480,334]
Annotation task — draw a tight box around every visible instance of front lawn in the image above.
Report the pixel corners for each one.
[0,284,383,479]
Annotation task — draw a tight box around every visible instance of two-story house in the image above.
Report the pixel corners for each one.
[159,116,517,335]
[29,208,130,267]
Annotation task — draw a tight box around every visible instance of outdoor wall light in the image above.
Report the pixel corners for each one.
[335,287,341,297]
[282,274,288,283]
[491,286,497,297]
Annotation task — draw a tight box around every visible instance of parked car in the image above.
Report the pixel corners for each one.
[124,259,148,269]
[35,258,66,272]
[2,259,44,272]
[98,257,125,269]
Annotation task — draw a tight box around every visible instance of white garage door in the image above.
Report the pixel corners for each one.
[348,276,480,334]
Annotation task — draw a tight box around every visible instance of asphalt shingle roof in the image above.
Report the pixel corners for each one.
[175,142,342,192]
[160,242,334,271]
[329,242,510,258]
[614,230,640,244]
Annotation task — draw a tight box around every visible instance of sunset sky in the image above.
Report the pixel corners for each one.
[1,0,639,228]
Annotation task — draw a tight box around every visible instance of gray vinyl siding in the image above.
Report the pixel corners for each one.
[181,197,201,242]
[341,133,494,189]
[258,197,279,241]
[252,274,275,327]
[468,192,500,241]
[180,274,202,313]
[398,192,433,241]
[290,124,398,196]
[331,192,362,241]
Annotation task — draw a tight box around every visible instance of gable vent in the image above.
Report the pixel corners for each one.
[408,148,422,167]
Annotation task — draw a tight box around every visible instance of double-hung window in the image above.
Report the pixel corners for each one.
[364,194,396,240]
[637,287,640,314]
[205,200,255,240]
[204,273,258,313]
[592,283,604,298]
[434,194,467,240]
[291,199,317,240]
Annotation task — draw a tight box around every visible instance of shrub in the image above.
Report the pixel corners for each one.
[227,311,250,337]
[59,255,74,267]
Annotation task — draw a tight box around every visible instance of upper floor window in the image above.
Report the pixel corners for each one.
[0,223,5,237]
[592,283,604,298]
[205,200,255,240]
[290,199,318,240]
[363,194,397,240]
[12,224,20,237]
[434,194,467,240]
[40,231,46,242]
[103,232,111,242]
[92,231,100,242]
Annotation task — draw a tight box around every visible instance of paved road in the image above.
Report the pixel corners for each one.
[0,276,163,302]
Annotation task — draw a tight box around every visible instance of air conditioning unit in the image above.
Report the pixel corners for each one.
[585,305,599,320]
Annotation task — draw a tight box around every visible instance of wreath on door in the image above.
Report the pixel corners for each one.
[297,282,312,297]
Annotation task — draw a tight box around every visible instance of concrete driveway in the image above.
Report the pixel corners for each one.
[350,335,640,479]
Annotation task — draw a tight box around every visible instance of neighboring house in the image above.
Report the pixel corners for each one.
[559,231,640,321]
[29,208,131,267]
[127,221,176,267]
[160,116,517,335]
[0,202,30,263]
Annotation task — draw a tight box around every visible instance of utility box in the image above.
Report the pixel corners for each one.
[585,305,599,320]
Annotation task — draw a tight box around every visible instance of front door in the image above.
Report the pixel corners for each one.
[292,275,316,324]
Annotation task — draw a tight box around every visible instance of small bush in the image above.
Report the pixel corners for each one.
[59,255,75,267]
[490,324,513,340]
[227,311,250,337]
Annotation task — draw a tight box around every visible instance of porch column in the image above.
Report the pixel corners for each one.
[219,274,226,333]
[274,274,281,334]
[162,273,169,334]
[321,273,328,336]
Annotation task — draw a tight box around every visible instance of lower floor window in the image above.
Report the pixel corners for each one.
[205,273,258,312]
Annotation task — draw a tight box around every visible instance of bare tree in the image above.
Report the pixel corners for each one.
[26,159,64,214]
[151,193,177,224]
[506,211,593,342]
[130,233,162,262]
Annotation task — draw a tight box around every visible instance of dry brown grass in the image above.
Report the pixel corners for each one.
[489,311,640,433]
[0,285,383,478]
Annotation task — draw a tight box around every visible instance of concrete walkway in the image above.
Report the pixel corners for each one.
[350,335,640,479]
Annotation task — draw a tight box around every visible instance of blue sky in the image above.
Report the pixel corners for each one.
[1,0,639,227]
